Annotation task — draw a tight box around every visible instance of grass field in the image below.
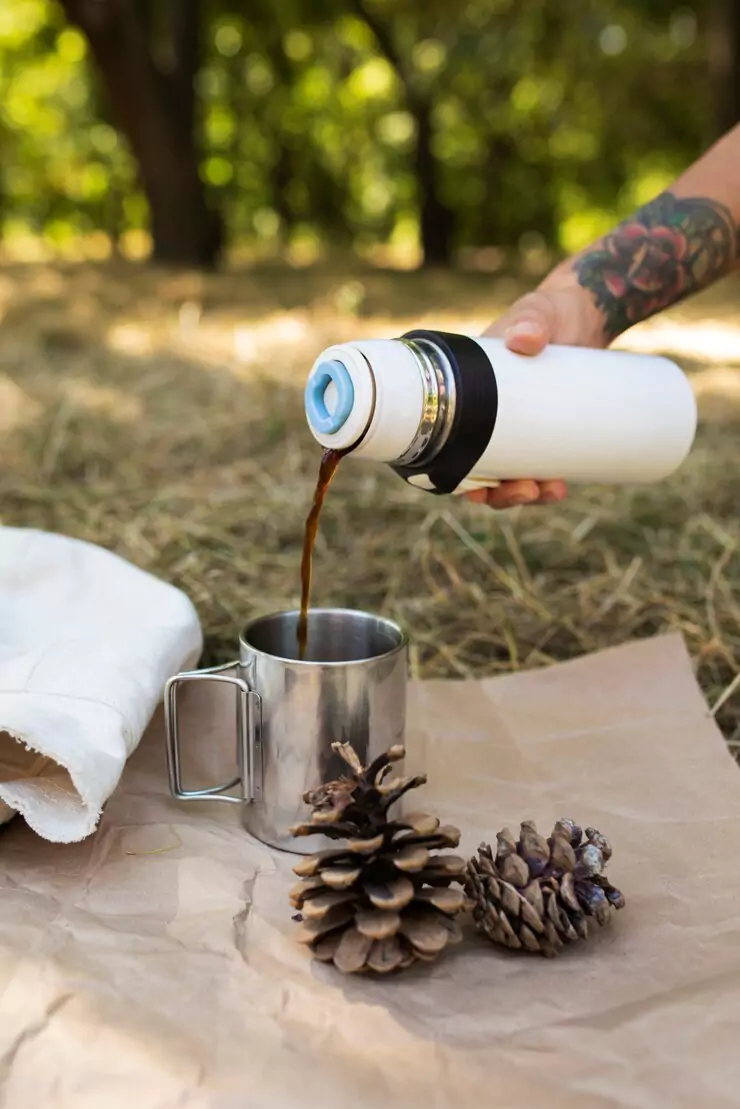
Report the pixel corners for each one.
[1,258,738,750]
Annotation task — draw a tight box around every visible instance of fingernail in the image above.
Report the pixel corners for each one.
[508,494,537,507]
[505,320,544,341]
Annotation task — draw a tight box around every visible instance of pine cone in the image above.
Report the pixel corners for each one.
[464,819,625,957]
[290,742,467,974]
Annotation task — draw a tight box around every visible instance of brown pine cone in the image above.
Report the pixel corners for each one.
[290,742,468,974]
[464,819,625,957]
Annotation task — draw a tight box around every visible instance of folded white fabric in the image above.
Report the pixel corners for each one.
[0,528,202,842]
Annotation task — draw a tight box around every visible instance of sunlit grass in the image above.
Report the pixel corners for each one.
[1,259,738,753]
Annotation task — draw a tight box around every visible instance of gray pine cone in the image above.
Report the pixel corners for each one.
[464,819,625,957]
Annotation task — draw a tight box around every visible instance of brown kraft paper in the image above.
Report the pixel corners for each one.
[1,632,740,1108]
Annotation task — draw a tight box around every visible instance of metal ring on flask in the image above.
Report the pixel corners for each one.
[393,339,456,468]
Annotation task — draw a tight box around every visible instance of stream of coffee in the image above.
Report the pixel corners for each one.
[297,448,345,659]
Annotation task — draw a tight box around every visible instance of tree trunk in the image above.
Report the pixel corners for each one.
[60,0,222,268]
[271,145,295,240]
[414,99,453,266]
[709,0,740,136]
[348,0,454,267]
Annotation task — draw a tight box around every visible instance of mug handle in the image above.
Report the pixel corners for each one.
[164,661,263,804]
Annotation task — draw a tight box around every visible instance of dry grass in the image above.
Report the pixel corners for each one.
[1,257,739,750]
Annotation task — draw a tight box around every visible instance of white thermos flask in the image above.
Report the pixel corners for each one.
[303,330,697,495]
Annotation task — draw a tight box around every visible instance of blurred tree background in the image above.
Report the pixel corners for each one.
[2,0,740,744]
[0,0,736,270]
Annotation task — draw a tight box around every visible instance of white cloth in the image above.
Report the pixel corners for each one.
[0,527,202,842]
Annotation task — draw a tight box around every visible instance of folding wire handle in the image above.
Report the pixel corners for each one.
[164,661,263,804]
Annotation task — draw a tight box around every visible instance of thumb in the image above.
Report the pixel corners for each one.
[483,293,553,356]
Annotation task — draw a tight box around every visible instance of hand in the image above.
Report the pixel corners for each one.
[466,280,608,510]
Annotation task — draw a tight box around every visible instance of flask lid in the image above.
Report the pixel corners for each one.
[305,359,355,435]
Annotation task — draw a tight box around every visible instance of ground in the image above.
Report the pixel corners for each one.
[1,258,738,750]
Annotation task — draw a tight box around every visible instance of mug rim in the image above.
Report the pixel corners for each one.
[239,607,408,668]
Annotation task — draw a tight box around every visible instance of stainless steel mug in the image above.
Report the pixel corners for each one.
[164,608,408,853]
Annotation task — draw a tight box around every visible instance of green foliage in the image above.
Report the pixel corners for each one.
[0,0,717,261]
[0,1,136,251]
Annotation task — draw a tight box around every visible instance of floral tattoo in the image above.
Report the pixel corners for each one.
[574,192,739,340]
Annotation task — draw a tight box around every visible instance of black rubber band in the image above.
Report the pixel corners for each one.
[393,330,498,495]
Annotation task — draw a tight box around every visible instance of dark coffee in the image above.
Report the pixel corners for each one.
[297,448,345,659]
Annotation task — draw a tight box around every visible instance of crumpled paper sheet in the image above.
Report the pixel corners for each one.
[2,633,740,1109]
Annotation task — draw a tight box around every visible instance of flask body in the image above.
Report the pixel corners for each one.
[304,333,697,494]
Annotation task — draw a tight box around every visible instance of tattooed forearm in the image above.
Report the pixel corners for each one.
[573,192,739,340]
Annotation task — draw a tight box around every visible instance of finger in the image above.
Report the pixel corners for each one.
[463,488,490,505]
[466,478,567,509]
[483,292,554,355]
[537,479,567,504]
[482,480,541,510]
[503,319,549,356]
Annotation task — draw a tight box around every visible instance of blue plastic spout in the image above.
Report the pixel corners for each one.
[304,360,355,436]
